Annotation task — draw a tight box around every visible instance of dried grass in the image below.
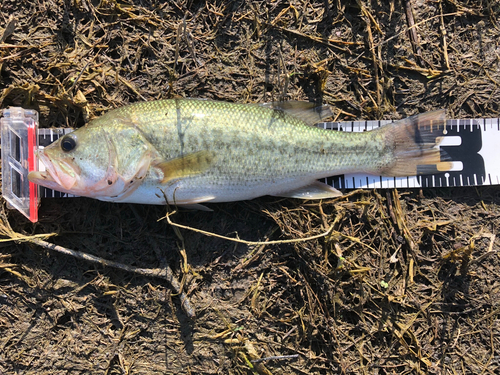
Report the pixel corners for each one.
[1,1,500,374]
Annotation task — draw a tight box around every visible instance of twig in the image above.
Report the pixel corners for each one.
[116,74,147,101]
[162,208,379,254]
[161,210,335,246]
[174,19,182,68]
[352,11,461,65]
[233,227,279,272]
[183,16,201,67]
[469,233,497,265]
[391,189,416,251]
[358,1,381,111]
[0,15,16,43]
[251,354,299,364]
[387,62,444,79]
[29,238,196,319]
[404,0,425,67]
[0,232,57,242]
[439,0,451,70]
[267,24,353,54]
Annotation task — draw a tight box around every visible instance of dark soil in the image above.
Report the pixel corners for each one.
[1,1,499,374]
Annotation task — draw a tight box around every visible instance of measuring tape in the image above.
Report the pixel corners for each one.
[1,107,499,222]
[317,117,500,189]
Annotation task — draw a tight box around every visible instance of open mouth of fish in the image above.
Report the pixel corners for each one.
[28,150,79,191]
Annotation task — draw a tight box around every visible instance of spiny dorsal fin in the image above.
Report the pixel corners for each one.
[154,150,215,183]
[261,101,333,126]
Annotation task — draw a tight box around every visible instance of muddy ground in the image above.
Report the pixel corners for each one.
[1,0,500,374]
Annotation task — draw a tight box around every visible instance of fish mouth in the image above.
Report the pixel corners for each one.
[28,150,79,192]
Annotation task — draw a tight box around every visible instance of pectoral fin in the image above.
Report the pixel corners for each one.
[154,151,215,183]
[274,181,342,199]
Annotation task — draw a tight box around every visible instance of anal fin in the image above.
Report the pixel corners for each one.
[176,203,213,212]
[168,194,216,206]
[273,181,342,199]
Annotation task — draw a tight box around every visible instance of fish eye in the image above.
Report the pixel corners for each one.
[61,135,77,152]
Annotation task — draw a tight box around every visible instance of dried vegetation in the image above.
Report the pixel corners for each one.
[1,0,500,374]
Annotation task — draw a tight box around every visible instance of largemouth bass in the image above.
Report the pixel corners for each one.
[28,99,449,207]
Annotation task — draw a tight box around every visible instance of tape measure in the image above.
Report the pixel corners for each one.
[1,107,499,222]
[318,117,500,189]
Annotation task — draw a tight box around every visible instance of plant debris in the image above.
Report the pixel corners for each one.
[1,1,499,374]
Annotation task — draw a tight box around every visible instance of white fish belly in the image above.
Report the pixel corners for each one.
[105,175,319,205]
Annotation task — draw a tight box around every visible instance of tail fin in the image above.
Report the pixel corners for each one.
[379,110,452,177]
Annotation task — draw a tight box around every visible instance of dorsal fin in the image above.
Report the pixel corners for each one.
[260,101,333,126]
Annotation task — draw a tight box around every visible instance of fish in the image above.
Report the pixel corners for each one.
[28,99,450,207]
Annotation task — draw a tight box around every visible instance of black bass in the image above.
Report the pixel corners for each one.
[28,99,449,207]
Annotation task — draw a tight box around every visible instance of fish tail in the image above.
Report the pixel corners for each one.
[377,110,452,177]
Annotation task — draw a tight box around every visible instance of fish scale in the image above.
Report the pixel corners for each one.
[100,100,376,178]
[28,99,448,206]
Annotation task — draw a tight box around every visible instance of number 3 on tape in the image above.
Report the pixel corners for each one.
[322,117,500,189]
